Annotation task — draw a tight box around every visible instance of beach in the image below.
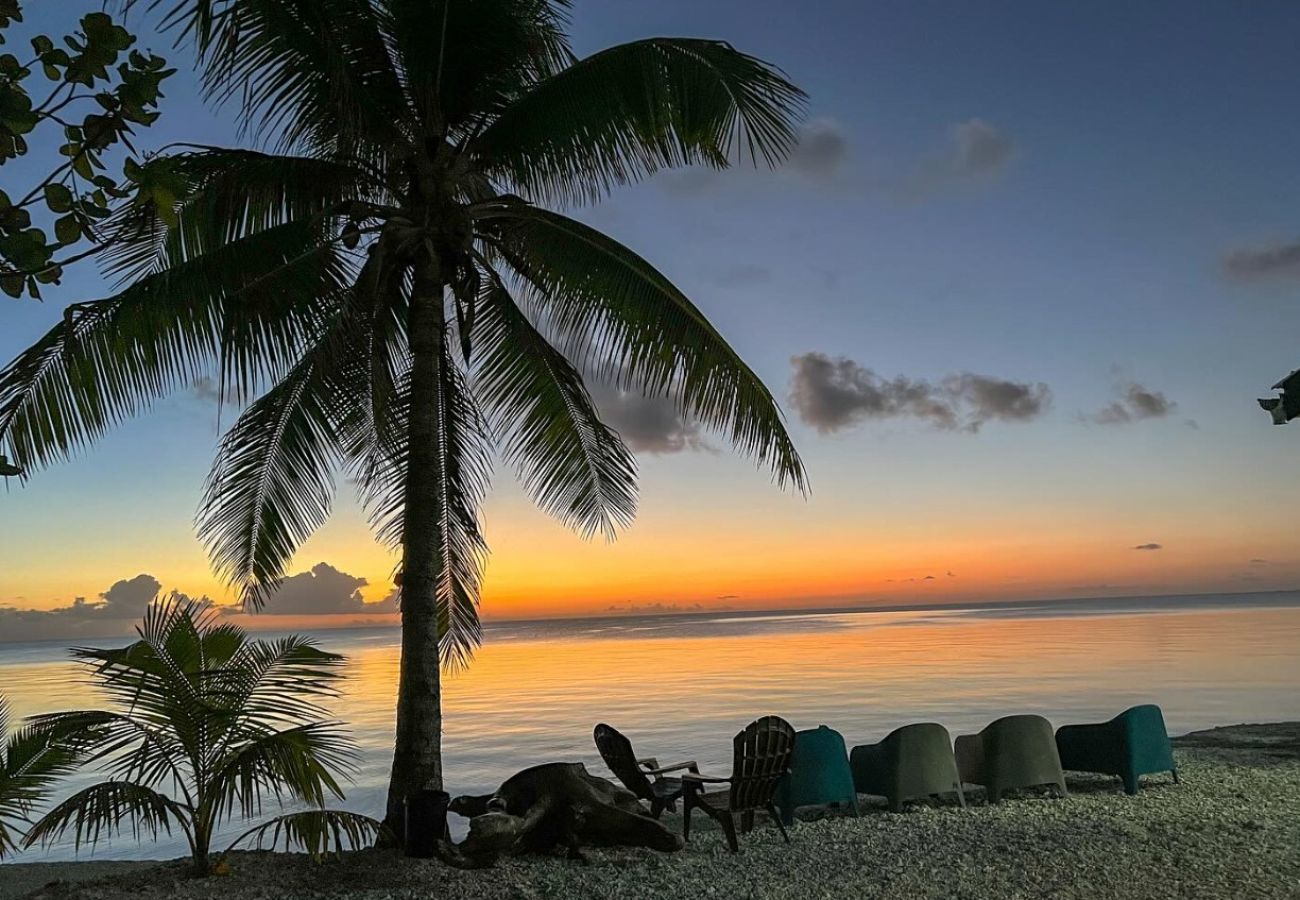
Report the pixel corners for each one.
[3,723,1297,900]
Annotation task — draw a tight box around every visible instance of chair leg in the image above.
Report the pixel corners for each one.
[740,810,755,833]
[1122,774,1138,796]
[955,788,967,809]
[1171,768,1180,785]
[682,792,695,841]
[720,814,739,853]
[1057,779,1069,799]
[888,794,902,813]
[767,803,791,844]
[650,797,664,819]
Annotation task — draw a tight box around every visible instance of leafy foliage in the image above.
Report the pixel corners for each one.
[0,694,88,859]
[0,1,173,298]
[24,599,381,874]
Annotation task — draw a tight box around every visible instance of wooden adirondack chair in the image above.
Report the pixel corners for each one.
[593,723,698,818]
[682,715,796,852]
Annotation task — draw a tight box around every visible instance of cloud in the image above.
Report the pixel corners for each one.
[788,352,1051,434]
[1132,543,1163,551]
[1223,240,1300,280]
[788,118,848,178]
[1089,383,1176,425]
[258,562,397,616]
[1249,558,1269,566]
[714,264,772,288]
[0,574,189,643]
[590,384,709,455]
[910,118,1016,194]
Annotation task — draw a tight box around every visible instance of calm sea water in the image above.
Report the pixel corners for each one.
[3,592,1300,862]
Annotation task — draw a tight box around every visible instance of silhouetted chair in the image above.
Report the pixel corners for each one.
[851,722,966,812]
[955,714,1067,803]
[683,716,796,852]
[1055,704,1179,795]
[593,723,697,818]
[775,725,860,825]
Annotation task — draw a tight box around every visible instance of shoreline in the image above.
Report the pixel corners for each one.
[3,722,1298,899]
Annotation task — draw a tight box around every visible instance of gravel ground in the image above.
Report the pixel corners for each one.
[4,723,1298,900]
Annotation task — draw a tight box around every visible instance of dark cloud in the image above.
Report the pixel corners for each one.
[714,264,772,288]
[788,118,848,178]
[1090,383,1176,425]
[1249,558,1269,566]
[0,575,188,643]
[788,352,1051,434]
[258,562,397,616]
[590,384,708,455]
[1223,240,1300,280]
[1132,543,1163,551]
[910,118,1016,194]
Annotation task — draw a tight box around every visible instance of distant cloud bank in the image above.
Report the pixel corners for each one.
[1133,543,1164,551]
[0,574,184,643]
[789,352,1051,434]
[0,563,401,643]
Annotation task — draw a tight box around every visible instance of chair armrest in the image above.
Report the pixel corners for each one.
[636,756,660,770]
[645,760,699,777]
[682,772,731,785]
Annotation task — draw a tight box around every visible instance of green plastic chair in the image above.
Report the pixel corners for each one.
[955,714,1067,803]
[1055,704,1179,795]
[774,725,860,826]
[850,722,965,812]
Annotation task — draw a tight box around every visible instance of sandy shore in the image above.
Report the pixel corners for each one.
[3,723,1298,900]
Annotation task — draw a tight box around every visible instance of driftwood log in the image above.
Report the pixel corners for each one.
[440,762,684,867]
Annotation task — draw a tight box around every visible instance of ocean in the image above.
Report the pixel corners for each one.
[2,591,1299,862]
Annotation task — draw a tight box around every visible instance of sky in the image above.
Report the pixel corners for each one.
[4,0,1300,639]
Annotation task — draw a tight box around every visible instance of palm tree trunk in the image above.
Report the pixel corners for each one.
[384,250,447,839]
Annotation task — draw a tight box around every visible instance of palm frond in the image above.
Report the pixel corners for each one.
[101,147,381,286]
[474,37,807,205]
[383,0,575,133]
[224,809,387,859]
[473,262,636,540]
[196,313,361,608]
[0,219,350,473]
[477,201,807,490]
[0,699,89,859]
[210,722,356,821]
[23,781,187,852]
[147,0,412,157]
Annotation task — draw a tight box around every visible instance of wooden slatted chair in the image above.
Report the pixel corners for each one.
[682,715,796,852]
[593,723,698,818]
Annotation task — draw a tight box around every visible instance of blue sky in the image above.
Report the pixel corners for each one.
[4,1,1300,630]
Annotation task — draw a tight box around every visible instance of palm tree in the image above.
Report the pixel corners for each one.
[0,0,809,831]
[0,695,86,859]
[24,599,381,874]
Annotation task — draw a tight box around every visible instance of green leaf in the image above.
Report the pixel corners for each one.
[53,213,80,245]
[44,182,73,213]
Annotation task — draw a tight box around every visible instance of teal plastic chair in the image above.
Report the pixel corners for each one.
[774,725,859,826]
[1055,704,1179,795]
[851,722,965,811]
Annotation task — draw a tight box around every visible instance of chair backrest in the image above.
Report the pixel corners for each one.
[593,723,651,800]
[1115,704,1175,772]
[729,716,796,812]
[982,714,1063,786]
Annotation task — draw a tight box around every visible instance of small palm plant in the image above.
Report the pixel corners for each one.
[24,598,382,874]
[0,695,86,859]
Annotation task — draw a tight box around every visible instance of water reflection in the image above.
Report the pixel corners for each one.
[2,601,1299,861]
